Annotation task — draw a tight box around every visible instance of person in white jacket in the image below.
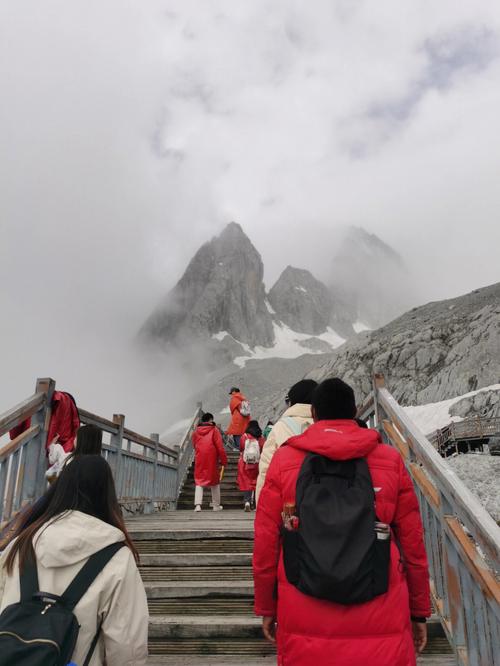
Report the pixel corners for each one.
[255,379,317,504]
[0,455,148,666]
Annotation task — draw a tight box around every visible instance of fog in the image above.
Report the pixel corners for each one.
[1,1,500,431]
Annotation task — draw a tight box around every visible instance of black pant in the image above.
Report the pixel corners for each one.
[243,490,254,503]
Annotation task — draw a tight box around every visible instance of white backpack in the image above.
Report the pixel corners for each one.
[243,437,260,464]
[239,400,251,417]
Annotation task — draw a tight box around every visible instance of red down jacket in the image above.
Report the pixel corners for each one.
[237,434,265,491]
[253,420,431,666]
[192,423,228,487]
[226,392,251,436]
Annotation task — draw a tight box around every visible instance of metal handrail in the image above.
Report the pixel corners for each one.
[367,374,500,666]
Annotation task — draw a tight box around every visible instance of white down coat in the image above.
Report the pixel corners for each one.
[0,510,148,666]
[255,402,313,503]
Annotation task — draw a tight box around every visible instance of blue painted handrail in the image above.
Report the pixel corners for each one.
[359,374,500,666]
[0,377,202,527]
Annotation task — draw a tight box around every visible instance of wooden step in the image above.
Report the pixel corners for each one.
[148,637,274,656]
[147,651,456,665]
[145,581,254,599]
[147,635,453,658]
[140,566,252,582]
[140,553,252,566]
[136,539,253,554]
[147,658,275,665]
[148,596,254,616]
[149,616,262,639]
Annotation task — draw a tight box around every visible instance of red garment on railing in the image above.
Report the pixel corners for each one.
[9,418,31,440]
[47,391,80,454]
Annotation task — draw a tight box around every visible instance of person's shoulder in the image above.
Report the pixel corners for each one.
[368,439,402,466]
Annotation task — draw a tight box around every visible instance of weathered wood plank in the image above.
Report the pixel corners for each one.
[0,392,45,438]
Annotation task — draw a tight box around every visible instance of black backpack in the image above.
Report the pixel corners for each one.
[282,454,390,604]
[0,542,124,666]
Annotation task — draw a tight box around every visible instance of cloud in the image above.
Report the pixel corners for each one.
[1,0,500,424]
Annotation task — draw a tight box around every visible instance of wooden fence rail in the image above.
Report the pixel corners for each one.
[0,377,201,527]
[359,374,500,666]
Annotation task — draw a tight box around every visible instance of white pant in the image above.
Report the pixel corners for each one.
[194,484,221,507]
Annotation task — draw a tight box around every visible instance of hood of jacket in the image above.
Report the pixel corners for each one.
[282,403,313,420]
[33,510,125,569]
[196,423,216,436]
[288,419,380,460]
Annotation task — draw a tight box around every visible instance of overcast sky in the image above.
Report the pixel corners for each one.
[1,1,500,425]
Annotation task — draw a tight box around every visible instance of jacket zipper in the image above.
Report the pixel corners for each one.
[0,631,60,652]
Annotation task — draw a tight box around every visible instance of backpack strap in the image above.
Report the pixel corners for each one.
[20,553,40,602]
[61,542,125,611]
[282,416,304,437]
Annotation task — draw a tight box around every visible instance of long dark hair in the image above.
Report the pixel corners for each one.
[72,424,103,457]
[246,420,262,438]
[5,456,138,574]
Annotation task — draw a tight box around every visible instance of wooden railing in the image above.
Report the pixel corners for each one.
[359,375,500,666]
[429,416,500,452]
[0,377,202,526]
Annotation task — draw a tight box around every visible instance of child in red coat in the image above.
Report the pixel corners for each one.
[237,420,264,511]
[192,413,228,512]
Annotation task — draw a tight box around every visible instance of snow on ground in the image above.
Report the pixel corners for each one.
[353,320,371,333]
[446,454,500,522]
[404,384,500,436]
[212,331,231,342]
[233,322,345,367]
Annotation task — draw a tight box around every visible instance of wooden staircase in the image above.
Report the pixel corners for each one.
[125,449,457,665]
[176,449,247,511]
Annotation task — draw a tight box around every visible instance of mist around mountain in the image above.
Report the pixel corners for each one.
[330,226,417,329]
[140,222,415,366]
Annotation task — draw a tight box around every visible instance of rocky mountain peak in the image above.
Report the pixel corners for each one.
[330,225,416,329]
[269,266,347,336]
[141,223,274,349]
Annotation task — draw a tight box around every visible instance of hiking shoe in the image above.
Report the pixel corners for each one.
[194,505,202,512]
[244,502,251,512]
[213,505,223,512]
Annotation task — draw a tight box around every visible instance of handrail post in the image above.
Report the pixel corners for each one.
[33,378,56,499]
[111,414,125,500]
[148,433,160,514]
[372,373,385,431]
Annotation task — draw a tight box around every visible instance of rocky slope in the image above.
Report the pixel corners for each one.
[268,266,354,338]
[141,222,274,349]
[306,282,500,407]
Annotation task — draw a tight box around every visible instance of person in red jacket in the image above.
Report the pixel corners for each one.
[237,420,265,511]
[253,378,431,666]
[46,391,80,454]
[192,413,228,512]
[226,387,251,450]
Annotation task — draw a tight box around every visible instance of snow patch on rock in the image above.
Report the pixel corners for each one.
[233,321,345,367]
[353,321,371,333]
[404,384,500,436]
